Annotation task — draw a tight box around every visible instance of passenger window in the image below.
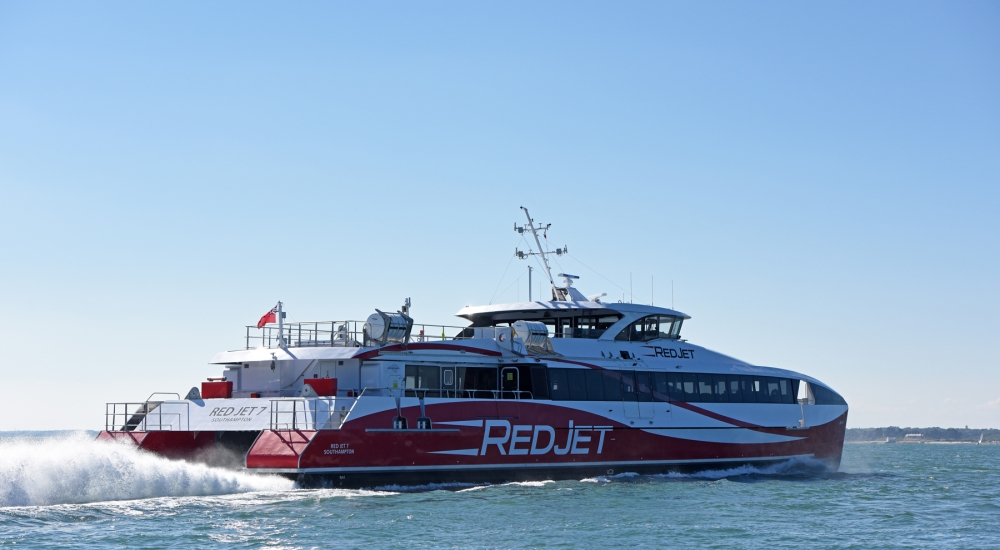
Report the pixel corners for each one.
[549,369,569,401]
[752,377,770,403]
[697,374,714,401]
[530,367,549,399]
[682,373,700,402]
[667,373,684,402]
[651,372,670,402]
[727,375,744,402]
[459,367,498,398]
[712,374,729,403]
[602,370,623,401]
[765,377,783,404]
[777,378,793,404]
[621,371,638,402]
[403,365,441,397]
[585,370,605,401]
[635,371,653,402]
[740,376,758,403]
[567,370,588,401]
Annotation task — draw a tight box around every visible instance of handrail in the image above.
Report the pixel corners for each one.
[105,401,189,432]
[269,397,336,431]
[146,392,180,402]
[243,319,631,350]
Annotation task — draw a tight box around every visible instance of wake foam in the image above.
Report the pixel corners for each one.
[0,432,293,507]
[582,457,832,483]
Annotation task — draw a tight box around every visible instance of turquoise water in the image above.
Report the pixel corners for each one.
[2,433,998,548]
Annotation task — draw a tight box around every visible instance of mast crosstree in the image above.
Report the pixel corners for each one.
[514,206,578,301]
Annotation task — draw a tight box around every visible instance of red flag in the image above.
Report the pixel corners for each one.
[257,306,277,329]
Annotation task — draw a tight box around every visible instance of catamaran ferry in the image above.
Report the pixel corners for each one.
[99,208,848,486]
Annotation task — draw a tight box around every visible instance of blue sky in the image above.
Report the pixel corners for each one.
[1,2,997,430]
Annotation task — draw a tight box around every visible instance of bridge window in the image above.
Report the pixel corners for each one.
[614,315,678,342]
[811,384,847,405]
[573,315,624,339]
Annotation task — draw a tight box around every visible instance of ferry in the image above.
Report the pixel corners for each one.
[98,208,848,486]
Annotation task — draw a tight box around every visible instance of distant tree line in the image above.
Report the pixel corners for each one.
[846,427,1000,442]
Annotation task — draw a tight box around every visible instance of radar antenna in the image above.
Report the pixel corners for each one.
[514,207,569,300]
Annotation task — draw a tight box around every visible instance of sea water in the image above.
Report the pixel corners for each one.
[1,432,998,548]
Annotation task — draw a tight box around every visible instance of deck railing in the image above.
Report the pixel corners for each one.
[244,320,610,350]
[105,401,189,432]
[245,321,472,350]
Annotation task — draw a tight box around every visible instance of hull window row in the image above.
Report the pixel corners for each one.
[397,364,844,405]
[546,368,800,404]
[403,365,545,399]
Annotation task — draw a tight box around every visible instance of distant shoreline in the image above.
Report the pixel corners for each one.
[846,427,998,443]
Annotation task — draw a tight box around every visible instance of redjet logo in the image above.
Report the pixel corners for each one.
[480,420,612,457]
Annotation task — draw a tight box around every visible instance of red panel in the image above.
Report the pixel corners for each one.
[246,430,317,469]
[138,431,217,459]
[96,430,148,446]
[304,378,337,396]
[202,381,233,399]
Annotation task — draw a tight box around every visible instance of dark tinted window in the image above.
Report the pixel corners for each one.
[749,377,768,403]
[697,374,714,401]
[621,371,638,402]
[712,374,729,403]
[573,315,623,339]
[549,369,569,401]
[726,375,743,402]
[812,384,847,405]
[651,372,670,402]
[602,371,623,401]
[682,373,700,402]
[614,315,677,342]
[739,376,757,403]
[777,378,794,404]
[585,370,605,401]
[458,367,497,396]
[635,371,653,402]
[567,370,588,401]
[764,377,783,404]
[667,373,684,401]
[530,367,549,399]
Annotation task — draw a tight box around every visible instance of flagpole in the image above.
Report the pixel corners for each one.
[277,301,285,348]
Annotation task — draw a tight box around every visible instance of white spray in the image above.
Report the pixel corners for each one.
[0,432,293,508]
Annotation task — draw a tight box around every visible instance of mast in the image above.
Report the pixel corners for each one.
[528,265,533,301]
[521,207,555,290]
[515,207,570,300]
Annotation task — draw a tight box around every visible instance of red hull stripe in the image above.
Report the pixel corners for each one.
[356,343,503,360]
[670,401,762,428]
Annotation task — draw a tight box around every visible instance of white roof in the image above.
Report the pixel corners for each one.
[456,300,691,321]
